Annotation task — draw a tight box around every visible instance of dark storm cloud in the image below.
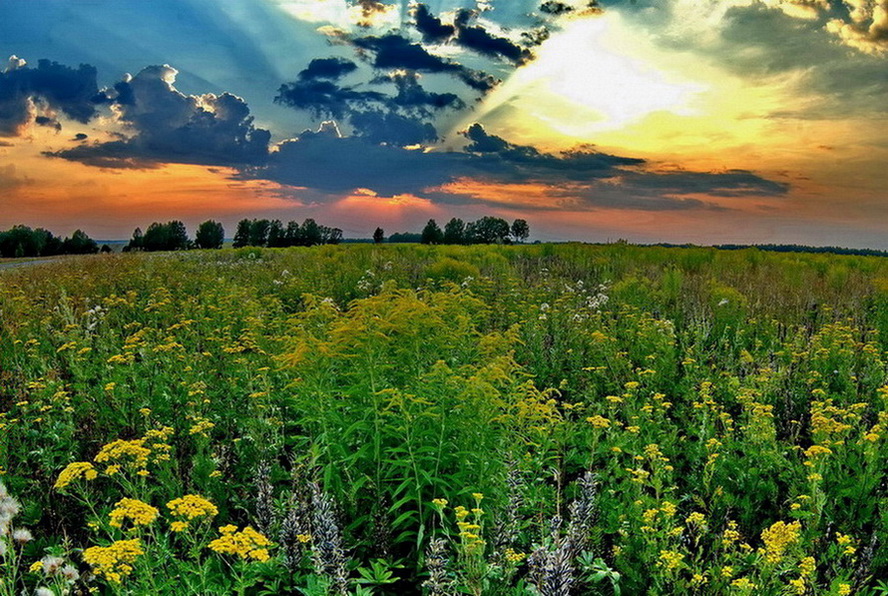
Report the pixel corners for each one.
[0,57,99,135]
[277,64,463,145]
[388,72,465,114]
[413,4,456,43]
[453,9,533,64]
[349,34,498,91]
[298,57,359,80]
[462,123,644,178]
[275,78,386,119]
[245,122,787,210]
[49,65,270,168]
[344,110,439,145]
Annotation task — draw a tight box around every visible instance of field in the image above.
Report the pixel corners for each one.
[2,243,888,595]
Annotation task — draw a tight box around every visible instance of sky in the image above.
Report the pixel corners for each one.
[1,0,887,246]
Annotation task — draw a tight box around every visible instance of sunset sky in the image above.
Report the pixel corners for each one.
[1,0,888,246]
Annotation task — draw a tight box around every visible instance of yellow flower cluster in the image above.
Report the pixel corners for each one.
[95,439,151,469]
[657,550,684,570]
[799,556,816,577]
[166,494,218,532]
[504,548,526,564]
[731,577,757,590]
[759,520,801,564]
[166,494,219,520]
[82,539,144,583]
[109,498,159,529]
[207,525,272,562]
[188,417,215,437]
[54,461,97,490]
[586,415,611,429]
[686,512,706,527]
[722,521,741,546]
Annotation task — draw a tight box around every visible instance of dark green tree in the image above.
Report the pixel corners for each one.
[302,219,322,246]
[125,227,144,252]
[511,219,530,243]
[468,216,510,244]
[168,221,189,250]
[443,218,465,244]
[249,219,271,247]
[373,227,385,244]
[421,219,443,244]
[62,229,99,254]
[142,222,171,251]
[232,219,251,248]
[267,220,286,247]
[285,221,301,247]
[195,220,225,249]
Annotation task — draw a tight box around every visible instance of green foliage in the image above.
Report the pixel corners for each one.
[195,220,225,249]
[2,243,888,594]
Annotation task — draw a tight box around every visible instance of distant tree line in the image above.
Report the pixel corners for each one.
[714,243,888,258]
[123,218,345,252]
[378,217,529,245]
[0,225,99,258]
[232,218,342,248]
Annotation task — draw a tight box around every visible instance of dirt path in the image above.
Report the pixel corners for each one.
[0,257,62,271]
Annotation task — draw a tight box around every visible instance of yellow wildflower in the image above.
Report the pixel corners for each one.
[657,550,684,570]
[54,462,98,490]
[94,439,151,469]
[504,548,526,564]
[759,520,801,564]
[166,495,219,520]
[109,498,159,529]
[83,539,144,584]
[799,556,816,577]
[207,525,272,562]
[586,415,610,429]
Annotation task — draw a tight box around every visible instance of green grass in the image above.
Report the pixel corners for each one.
[1,243,888,595]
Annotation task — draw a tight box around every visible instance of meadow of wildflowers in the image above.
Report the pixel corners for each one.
[1,243,888,594]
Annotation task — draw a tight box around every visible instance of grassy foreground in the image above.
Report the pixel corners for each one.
[2,243,888,595]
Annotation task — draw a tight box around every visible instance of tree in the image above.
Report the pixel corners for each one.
[267,220,286,247]
[285,221,301,247]
[249,219,271,247]
[196,220,225,249]
[126,227,144,252]
[142,222,170,251]
[373,227,385,244]
[168,221,189,250]
[63,229,99,254]
[421,219,443,244]
[388,232,422,243]
[232,219,251,248]
[302,219,322,246]
[468,216,510,244]
[328,228,343,245]
[511,219,530,243]
[443,218,465,244]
